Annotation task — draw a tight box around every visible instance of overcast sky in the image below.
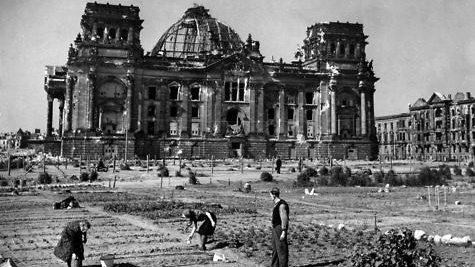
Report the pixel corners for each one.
[1,0,474,133]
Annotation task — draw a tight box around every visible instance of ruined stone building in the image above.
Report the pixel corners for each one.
[44,2,379,160]
[376,92,475,161]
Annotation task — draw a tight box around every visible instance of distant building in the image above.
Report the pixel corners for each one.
[376,92,475,161]
[44,3,379,160]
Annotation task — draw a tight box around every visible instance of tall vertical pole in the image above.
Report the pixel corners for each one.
[146,154,149,174]
[7,155,11,176]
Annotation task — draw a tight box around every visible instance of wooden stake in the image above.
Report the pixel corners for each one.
[147,154,149,174]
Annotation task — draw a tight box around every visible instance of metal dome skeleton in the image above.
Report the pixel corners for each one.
[151,5,243,58]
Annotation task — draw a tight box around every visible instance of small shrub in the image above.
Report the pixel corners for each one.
[438,165,452,180]
[13,179,20,187]
[21,179,27,187]
[296,167,318,187]
[385,169,399,186]
[373,170,385,184]
[260,171,273,182]
[330,166,348,186]
[175,170,182,177]
[159,167,169,177]
[38,172,52,184]
[0,180,9,187]
[289,167,296,173]
[468,161,474,168]
[318,166,329,176]
[453,165,462,176]
[343,166,352,178]
[90,170,98,182]
[120,163,131,170]
[315,176,329,186]
[350,227,440,267]
[466,168,475,177]
[80,172,89,182]
[189,171,197,184]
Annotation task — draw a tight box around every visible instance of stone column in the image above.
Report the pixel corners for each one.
[128,27,134,44]
[278,86,286,138]
[297,90,305,136]
[180,83,190,137]
[214,81,223,136]
[257,85,265,134]
[98,107,103,131]
[47,95,54,137]
[115,27,121,42]
[92,24,97,37]
[336,41,341,57]
[316,85,321,137]
[360,86,367,136]
[64,75,76,132]
[87,73,96,130]
[58,99,64,137]
[249,83,257,135]
[329,76,337,135]
[126,72,134,132]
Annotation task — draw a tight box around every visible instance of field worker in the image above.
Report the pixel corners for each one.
[270,187,289,267]
[182,209,217,251]
[275,156,282,174]
[54,219,91,267]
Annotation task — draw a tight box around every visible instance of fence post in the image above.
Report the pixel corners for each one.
[147,154,149,174]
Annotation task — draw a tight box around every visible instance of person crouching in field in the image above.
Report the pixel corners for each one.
[182,209,217,251]
[54,219,91,267]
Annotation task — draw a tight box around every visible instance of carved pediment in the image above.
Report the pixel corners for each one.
[427,92,448,104]
[411,98,427,108]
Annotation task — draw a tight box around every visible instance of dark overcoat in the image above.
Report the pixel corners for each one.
[54,220,85,262]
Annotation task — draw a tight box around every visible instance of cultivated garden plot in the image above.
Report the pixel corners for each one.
[1,158,475,266]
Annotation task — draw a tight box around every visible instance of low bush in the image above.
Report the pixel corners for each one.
[418,167,447,186]
[347,172,374,187]
[0,180,9,187]
[189,171,198,184]
[373,170,385,184]
[453,165,462,176]
[468,161,474,168]
[318,166,329,176]
[385,169,399,186]
[159,167,169,177]
[289,167,296,173]
[90,170,98,182]
[80,172,89,182]
[296,167,318,187]
[13,179,20,187]
[315,176,329,186]
[120,163,131,170]
[260,171,273,182]
[350,227,440,267]
[330,166,348,186]
[38,172,52,184]
[466,168,475,177]
[175,170,182,177]
[438,165,451,180]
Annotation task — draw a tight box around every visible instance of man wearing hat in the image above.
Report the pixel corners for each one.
[270,187,289,267]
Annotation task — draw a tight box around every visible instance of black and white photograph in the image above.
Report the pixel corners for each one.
[0,0,474,266]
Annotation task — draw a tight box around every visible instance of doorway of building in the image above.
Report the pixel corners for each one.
[231,142,241,158]
[347,148,358,160]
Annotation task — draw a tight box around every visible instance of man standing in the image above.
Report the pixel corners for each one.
[54,219,91,267]
[270,187,289,267]
[275,156,282,174]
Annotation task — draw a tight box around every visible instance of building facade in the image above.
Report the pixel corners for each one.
[376,92,475,161]
[44,3,379,160]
